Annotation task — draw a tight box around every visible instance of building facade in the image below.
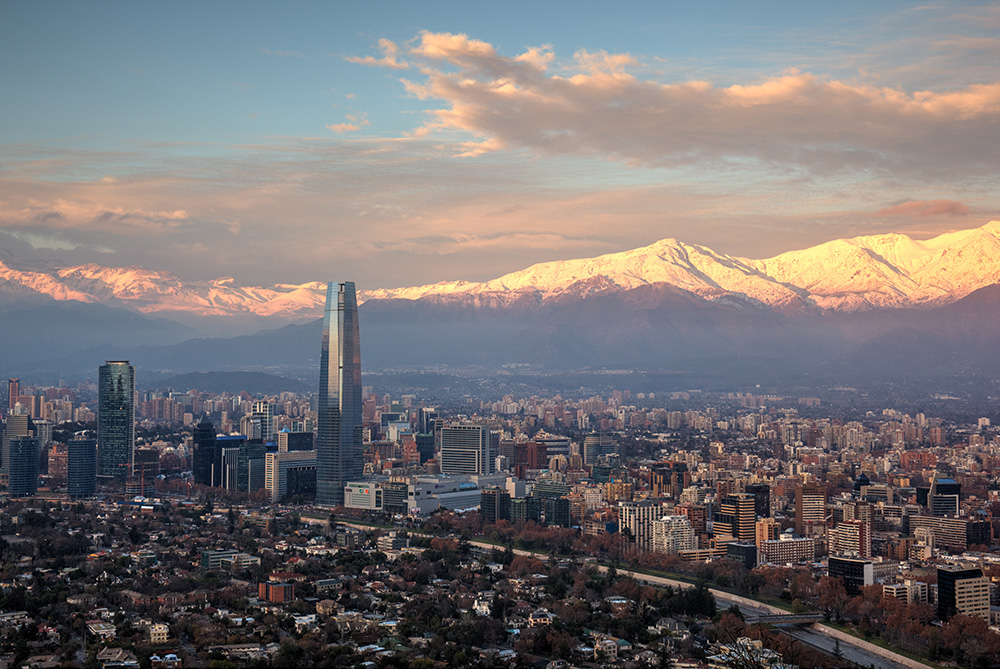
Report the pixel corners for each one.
[98,361,135,480]
[67,437,97,499]
[938,565,989,621]
[316,282,363,506]
[440,423,495,476]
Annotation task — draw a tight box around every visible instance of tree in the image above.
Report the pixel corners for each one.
[817,576,849,621]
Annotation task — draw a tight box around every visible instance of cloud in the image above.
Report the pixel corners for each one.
[0,198,189,231]
[383,32,1000,183]
[6,230,113,252]
[344,38,408,69]
[877,199,970,217]
[326,112,370,133]
[261,48,306,59]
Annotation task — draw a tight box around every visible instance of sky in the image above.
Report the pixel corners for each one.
[1,1,999,289]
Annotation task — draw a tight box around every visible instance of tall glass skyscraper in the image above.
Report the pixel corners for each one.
[316,282,362,506]
[68,437,97,499]
[98,361,135,480]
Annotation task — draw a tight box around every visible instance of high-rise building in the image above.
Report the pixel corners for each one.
[7,378,18,413]
[2,414,34,470]
[417,407,438,435]
[481,487,511,523]
[744,483,771,518]
[7,435,39,497]
[192,418,217,486]
[833,519,872,558]
[440,423,495,475]
[251,400,275,443]
[795,484,828,537]
[938,565,989,621]
[277,429,313,452]
[828,555,874,596]
[98,361,135,480]
[68,438,97,499]
[618,499,658,551]
[715,493,756,543]
[265,450,317,502]
[651,515,697,555]
[928,477,961,516]
[542,497,571,527]
[316,282,363,506]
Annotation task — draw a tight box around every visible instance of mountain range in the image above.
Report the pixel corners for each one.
[2,221,999,389]
[3,221,1000,322]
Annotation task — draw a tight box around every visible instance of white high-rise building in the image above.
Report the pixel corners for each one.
[440,423,496,475]
[618,500,659,551]
[651,515,696,555]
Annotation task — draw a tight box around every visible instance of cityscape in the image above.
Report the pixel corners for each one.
[3,2,1000,669]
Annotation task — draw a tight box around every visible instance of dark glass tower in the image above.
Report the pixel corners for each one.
[192,417,217,486]
[316,282,362,506]
[68,438,97,499]
[98,361,135,480]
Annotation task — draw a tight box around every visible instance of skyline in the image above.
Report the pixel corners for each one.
[2,1,999,290]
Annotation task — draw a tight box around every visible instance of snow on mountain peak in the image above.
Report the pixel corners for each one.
[2,221,999,319]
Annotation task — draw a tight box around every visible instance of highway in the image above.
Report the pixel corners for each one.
[464,539,929,669]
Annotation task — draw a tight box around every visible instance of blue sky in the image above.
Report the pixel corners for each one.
[2,1,998,287]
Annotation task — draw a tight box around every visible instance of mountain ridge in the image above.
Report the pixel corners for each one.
[2,221,999,325]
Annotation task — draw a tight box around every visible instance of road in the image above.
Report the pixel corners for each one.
[463,540,928,669]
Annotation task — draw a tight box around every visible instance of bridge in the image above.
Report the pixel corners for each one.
[744,612,824,625]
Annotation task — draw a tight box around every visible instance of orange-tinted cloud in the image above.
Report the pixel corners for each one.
[877,199,970,217]
[385,32,1000,180]
[344,38,408,69]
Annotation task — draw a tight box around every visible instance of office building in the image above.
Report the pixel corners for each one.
[7,378,18,413]
[481,487,511,523]
[98,361,135,480]
[583,433,615,465]
[540,497,570,527]
[277,428,313,452]
[906,515,990,551]
[265,450,317,503]
[795,484,828,537]
[67,438,97,499]
[417,407,438,435]
[744,483,771,518]
[927,477,961,517]
[440,423,495,475]
[316,282,363,506]
[7,435,39,496]
[715,493,756,543]
[511,496,541,523]
[828,556,874,596]
[2,414,34,471]
[937,565,989,621]
[192,418,217,486]
[251,400,275,443]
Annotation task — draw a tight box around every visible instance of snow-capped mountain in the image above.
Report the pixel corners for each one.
[0,262,327,319]
[2,221,999,319]
[366,220,1000,311]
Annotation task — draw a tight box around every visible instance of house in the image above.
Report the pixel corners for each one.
[96,647,139,668]
[528,610,556,626]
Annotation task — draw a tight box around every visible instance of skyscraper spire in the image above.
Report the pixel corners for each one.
[316,282,363,506]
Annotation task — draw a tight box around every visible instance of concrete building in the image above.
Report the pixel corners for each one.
[651,515,697,555]
[264,450,317,503]
[938,565,989,621]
